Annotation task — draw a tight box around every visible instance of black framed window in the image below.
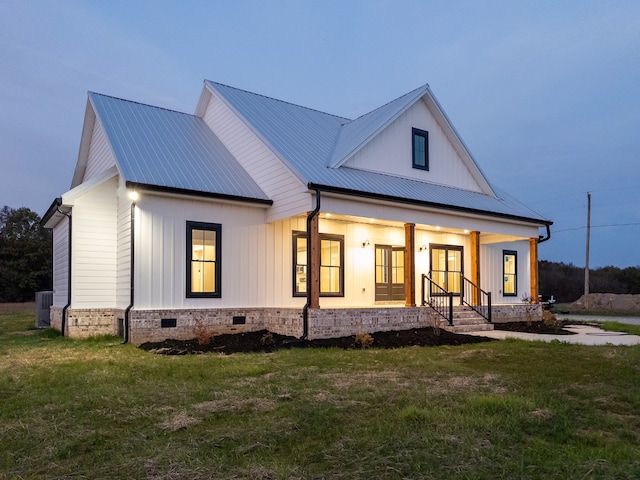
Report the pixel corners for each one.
[293,231,344,297]
[503,250,517,296]
[186,221,221,298]
[412,128,429,170]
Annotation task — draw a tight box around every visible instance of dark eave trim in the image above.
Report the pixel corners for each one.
[41,197,63,228]
[125,181,273,206]
[308,182,553,227]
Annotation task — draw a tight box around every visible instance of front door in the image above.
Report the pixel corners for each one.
[375,245,405,301]
[430,245,463,296]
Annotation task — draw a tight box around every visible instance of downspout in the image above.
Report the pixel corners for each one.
[301,188,321,340]
[57,204,72,337]
[538,224,551,243]
[123,200,135,344]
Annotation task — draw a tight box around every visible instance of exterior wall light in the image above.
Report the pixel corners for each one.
[419,244,427,252]
[128,190,139,202]
[362,239,370,248]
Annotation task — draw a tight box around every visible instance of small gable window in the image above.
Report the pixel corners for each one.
[412,128,429,171]
[187,221,221,298]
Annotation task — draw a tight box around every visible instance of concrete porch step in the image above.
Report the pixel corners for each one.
[443,323,494,333]
[440,306,494,333]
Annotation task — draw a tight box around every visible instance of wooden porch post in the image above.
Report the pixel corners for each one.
[308,212,320,309]
[530,237,538,303]
[470,231,481,304]
[404,223,416,307]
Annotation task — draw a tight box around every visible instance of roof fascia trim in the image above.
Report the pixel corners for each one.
[63,166,119,205]
[125,181,274,206]
[41,197,65,228]
[70,97,96,189]
[203,81,310,188]
[194,81,213,118]
[308,182,553,227]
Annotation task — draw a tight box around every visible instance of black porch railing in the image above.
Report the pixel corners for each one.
[421,274,453,326]
[461,276,492,323]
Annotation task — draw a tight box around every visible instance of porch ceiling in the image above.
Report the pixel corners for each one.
[318,211,472,236]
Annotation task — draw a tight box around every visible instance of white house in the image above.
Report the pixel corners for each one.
[42,81,552,345]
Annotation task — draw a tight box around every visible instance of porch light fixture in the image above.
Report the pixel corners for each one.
[362,239,370,248]
[419,244,427,252]
[128,190,139,202]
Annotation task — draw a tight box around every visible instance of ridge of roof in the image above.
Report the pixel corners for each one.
[205,81,351,122]
[88,91,192,117]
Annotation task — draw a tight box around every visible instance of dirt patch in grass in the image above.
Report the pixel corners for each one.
[140,328,494,355]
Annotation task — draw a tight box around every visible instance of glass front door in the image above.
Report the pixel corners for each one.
[375,245,405,301]
[430,245,463,295]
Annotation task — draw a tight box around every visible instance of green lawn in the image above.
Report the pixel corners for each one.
[1,304,640,479]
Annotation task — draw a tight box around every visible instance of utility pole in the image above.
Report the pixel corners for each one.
[584,192,591,309]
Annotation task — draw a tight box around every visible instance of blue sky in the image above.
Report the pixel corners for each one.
[1,0,638,268]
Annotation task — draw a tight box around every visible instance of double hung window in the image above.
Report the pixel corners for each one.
[293,231,344,297]
[186,221,221,298]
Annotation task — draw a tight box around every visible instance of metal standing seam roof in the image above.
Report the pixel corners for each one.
[88,92,270,203]
[82,83,550,225]
[206,82,551,225]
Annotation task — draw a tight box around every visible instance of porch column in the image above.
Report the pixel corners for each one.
[470,231,481,304]
[308,212,320,309]
[404,223,416,307]
[530,237,538,303]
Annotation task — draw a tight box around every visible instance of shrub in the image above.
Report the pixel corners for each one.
[192,317,215,345]
[353,332,374,348]
[542,309,560,329]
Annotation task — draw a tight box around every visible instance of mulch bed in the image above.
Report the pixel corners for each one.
[493,320,575,335]
[139,328,494,355]
[140,321,578,355]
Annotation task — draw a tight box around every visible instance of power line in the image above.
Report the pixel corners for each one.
[553,222,640,233]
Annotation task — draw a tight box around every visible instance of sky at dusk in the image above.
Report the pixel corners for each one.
[1,0,638,268]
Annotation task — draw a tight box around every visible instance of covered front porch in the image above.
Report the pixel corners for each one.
[295,192,544,335]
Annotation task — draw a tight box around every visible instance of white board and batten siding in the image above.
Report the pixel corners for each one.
[71,177,118,308]
[52,216,69,307]
[200,93,311,222]
[134,194,276,309]
[343,99,486,194]
[116,178,132,307]
[480,240,531,304]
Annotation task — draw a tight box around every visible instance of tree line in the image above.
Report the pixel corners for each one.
[0,206,52,302]
[539,260,640,303]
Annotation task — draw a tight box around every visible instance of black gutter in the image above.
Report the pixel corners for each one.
[125,181,273,206]
[123,200,135,344]
[307,182,553,227]
[538,224,551,243]
[301,188,321,340]
[54,201,72,338]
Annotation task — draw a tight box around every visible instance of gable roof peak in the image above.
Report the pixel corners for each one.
[327,83,431,168]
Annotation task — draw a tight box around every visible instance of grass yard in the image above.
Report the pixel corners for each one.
[1,304,640,479]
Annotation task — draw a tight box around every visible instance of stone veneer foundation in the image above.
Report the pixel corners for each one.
[491,304,543,323]
[49,304,540,345]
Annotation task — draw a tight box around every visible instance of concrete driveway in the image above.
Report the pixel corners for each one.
[467,313,640,346]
